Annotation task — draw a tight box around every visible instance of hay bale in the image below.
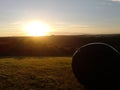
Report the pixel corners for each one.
[72,43,120,90]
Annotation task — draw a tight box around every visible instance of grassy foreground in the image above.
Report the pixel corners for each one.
[0,57,84,90]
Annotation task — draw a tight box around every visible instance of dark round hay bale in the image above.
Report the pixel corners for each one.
[72,43,120,90]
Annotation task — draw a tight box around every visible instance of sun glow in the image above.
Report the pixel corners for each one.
[24,21,51,36]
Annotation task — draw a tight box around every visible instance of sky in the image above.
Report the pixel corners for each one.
[0,0,120,36]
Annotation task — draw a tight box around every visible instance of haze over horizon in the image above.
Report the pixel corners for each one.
[0,0,120,36]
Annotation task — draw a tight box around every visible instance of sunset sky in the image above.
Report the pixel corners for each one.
[0,0,120,36]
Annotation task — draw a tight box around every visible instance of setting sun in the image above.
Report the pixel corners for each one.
[24,21,51,36]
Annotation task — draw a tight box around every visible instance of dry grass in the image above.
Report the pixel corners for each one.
[0,57,84,90]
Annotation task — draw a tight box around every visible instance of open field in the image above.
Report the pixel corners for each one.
[0,35,120,57]
[0,57,84,90]
[0,35,120,89]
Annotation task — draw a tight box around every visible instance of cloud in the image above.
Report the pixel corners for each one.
[111,0,120,2]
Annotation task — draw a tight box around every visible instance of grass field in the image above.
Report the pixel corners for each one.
[0,57,84,90]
